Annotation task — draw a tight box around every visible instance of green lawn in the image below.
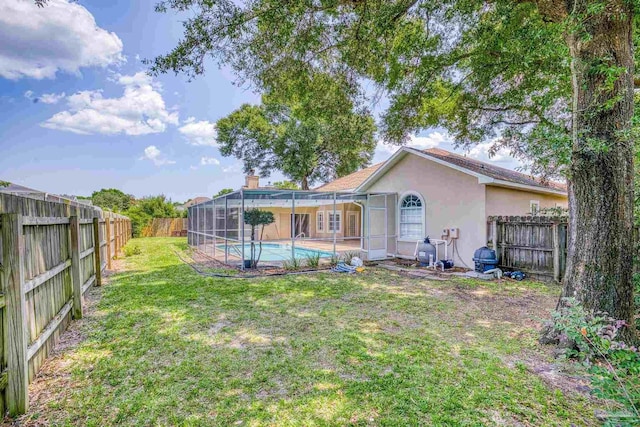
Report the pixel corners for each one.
[22,238,599,426]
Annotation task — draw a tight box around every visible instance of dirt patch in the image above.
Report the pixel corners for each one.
[503,351,593,397]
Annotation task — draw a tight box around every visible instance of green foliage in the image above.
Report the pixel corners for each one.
[91,188,133,212]
[329,253,340,267]
[123,243,142,257]
[304,252,320,269]
[536,206,569,216]
[272,181,299,190]
[0,180,10,188]
[213,188,234,198]
[243,209,275,228]
[244,209,275,268]
[550,298,640,426]
[125,195,178,237]
[217,93,376,189]
[282,256,301,271]
[149,0,580,178]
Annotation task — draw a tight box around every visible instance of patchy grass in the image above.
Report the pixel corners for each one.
[21,238,599,426]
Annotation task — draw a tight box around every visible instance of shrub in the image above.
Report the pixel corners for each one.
[329,253,340,266]
[549,298,640,426]
[342,251,359,265]
[282,257,301,271]
[305,253,320,269]
[123,243,142,257]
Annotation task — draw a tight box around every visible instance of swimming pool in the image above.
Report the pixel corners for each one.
[217,243,334,261]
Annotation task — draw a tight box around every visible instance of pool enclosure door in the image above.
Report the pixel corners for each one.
[367,194,388,260]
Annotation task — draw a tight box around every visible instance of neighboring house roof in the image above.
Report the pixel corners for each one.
[183,197,212,208]
[316,147,566,196]
[314,163,384,192]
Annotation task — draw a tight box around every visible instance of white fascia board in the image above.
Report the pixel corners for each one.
[486,179,568,196]
[357,146,566,197]
[357,146,487,192]
[356,148,411,192]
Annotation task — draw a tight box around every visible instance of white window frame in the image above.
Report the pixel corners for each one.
[328,211,342,233]
[530,200,540,215]
[398,191,425,242]
[316,211,324,232]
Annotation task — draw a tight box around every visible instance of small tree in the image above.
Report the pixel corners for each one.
[244,209,275,268]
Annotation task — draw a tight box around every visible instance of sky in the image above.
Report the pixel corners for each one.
[0,0,522,202]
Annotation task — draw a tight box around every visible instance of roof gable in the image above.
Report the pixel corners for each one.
[355,147,567,195]
[314,162,383,192]
[420,148,567,192]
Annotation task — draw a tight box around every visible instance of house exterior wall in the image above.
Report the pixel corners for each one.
[485,186,568,217]
[365,154,487,266]
[249,204,362,241]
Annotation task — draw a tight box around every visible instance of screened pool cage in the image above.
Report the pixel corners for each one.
[187,189,397,269]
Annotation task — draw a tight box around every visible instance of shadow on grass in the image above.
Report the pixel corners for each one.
[22,238,599,426]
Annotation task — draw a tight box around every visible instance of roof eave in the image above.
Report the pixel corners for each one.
[482,177,567,196]
[356,148,411,192]
[357,146,567,196]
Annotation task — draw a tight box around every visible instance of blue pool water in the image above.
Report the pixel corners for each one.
[217,243,334,261]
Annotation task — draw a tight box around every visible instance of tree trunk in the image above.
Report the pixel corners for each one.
[561,1,636,342]
[301,176,309,190]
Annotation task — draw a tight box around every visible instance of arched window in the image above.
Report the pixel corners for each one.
[399,193,424,240]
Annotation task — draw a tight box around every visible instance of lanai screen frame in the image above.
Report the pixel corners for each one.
[187,188,395,269]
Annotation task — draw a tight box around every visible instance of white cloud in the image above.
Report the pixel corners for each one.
[41,72,179,135]
[378,131,449,155]
[39,92,66,104]
[222,163,243,174]
[178,117,218,146]
[0,0,124,80]
[141,145,175,166]
[200,156,220,166]
[24,90,34,100]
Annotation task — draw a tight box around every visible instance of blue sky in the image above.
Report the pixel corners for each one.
[0,0,521,202]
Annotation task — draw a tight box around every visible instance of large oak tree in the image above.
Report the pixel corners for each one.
[217,94,376,190]
[151,1,638,340]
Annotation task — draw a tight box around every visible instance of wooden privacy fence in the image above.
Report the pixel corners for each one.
[0,193,130,416]
[487,216,568,282]
[142,218,187,237]
[488,216,640,281]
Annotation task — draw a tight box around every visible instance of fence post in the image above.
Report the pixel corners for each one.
[105,217,112,269]
[552,221,560,282]
[69,216,84,319]
[115,218,120,257]
[1,213,29,415]
[491,219,498,253]
[92,217,102,286]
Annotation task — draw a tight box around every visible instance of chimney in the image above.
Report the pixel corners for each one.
[245,169,259,189]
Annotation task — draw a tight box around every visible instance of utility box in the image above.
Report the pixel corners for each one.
[449,227,459,239]
[441,228,449,237]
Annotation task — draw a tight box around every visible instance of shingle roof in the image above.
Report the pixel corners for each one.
[184,196,212,208]
[314,163,384,192]
[314,147,567,193]
[419,148,567,192]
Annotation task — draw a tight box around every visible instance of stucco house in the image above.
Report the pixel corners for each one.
[189,147,567,267]
[339,147,567,265]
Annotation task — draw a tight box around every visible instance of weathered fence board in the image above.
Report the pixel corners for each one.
[143,218,188,237]
[489,216,637,281]
[0,192,131,415]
